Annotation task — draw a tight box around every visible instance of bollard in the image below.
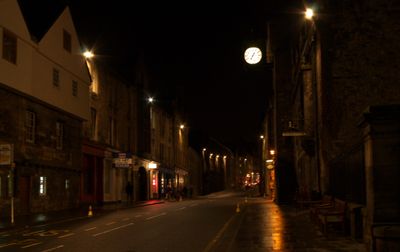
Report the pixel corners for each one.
[88,205,93,217]
[236,203,240,213]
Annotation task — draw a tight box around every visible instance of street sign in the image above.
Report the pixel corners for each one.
[282,131,307,136]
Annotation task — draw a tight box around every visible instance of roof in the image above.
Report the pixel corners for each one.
[17,0,67,42]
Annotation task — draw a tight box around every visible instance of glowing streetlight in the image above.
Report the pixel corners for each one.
[83,50,94,59]
[260,135,264,139]
[180,124,185,129]
[147,97,154,104]
[305,8,314,20]
[270,150,276,155]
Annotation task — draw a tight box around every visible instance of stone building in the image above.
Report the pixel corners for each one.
[0,0,90,216]
[264,0,400,249]
[82,58,140,204]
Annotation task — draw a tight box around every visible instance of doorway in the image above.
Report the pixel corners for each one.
[18,176,30,214]
[138,167,147,201]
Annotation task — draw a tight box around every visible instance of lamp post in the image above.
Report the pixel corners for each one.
[259,135,266,196]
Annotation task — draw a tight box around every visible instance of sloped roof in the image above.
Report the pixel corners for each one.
[17,0,67,42]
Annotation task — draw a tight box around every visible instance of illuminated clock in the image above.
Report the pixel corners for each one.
[244,47,262,64]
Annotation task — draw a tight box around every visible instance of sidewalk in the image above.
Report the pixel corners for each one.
[224,197,367,252]
[0,199,164,232]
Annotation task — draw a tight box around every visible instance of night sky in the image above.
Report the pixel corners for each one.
[68,0,277,147]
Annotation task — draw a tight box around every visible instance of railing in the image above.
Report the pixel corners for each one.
[328,141,366,204]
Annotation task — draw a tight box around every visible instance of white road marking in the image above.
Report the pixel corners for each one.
[106,221,116,226]
[176,207,186,211]
[23,230,46,236]
[21,242,42,248]
[41,245,64,252]
[84,227,97,231]
[134,214,142,218]
[92,223,134,237]
[145,212,166,220]
[0,242,16,248]
[58,233,74,238]
[122,217,130,221]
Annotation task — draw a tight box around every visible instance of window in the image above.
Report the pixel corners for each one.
[160,143,164,161]
[56,122,64,150]
[63,30,71,52]
[72,80,78,96]
[25,111,36,143]
[90,108,97,139]
[2,29,17,64]
[65,179,70,190]
[39,176,46,196]
[108,117,114,145]
[53,68,60,87]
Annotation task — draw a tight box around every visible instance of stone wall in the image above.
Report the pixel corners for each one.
[0,85,82,216]
[321,0,400,161]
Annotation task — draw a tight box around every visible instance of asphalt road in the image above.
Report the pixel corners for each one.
[0,191,246,252]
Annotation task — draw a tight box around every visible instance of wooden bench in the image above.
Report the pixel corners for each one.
[309,195,335,222]
[317,198,347,235]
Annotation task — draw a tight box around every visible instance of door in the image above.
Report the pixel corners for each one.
[138,167,147,201]
[18,176,30,214]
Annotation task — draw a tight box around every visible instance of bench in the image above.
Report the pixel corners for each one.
[308,195,335,222]
[317,198,347,235]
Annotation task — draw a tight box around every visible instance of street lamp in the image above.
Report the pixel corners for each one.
[83,50,94,59]
[305,8,314,20]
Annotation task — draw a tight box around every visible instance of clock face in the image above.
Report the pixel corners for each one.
[244,47,262,64]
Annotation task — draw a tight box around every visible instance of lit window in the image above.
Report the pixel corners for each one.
[63,30,71,52]
[72,80,78,96]
[56,122,63,150]
[25,110,36,143]
[53,68,60,87]
[2,29,17,64]
[65,179,70,190]
[39,176,46,196]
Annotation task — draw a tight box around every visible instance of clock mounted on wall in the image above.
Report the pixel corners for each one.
[244,47,262,64]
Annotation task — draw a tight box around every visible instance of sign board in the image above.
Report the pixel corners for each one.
[113,158,132,168]
[282,131,307,137]
[0,144,13,165]
[148,163,157,169]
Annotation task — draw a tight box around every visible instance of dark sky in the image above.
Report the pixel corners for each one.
[68,1,275,147]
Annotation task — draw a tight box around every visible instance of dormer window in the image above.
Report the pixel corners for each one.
[2,29,17,64]
[53,68,60,87]
[63,29,71,53]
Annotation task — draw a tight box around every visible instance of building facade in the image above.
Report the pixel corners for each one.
[264,0,400,249]
[0,0,90,216]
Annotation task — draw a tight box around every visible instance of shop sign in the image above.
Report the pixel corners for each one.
[148,162,157,169]
[0,144,13,165]
[114,157,132,168]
